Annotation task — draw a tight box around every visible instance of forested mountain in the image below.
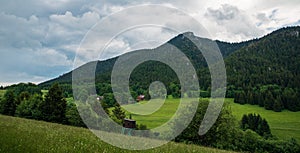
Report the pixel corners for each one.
[39,26,300,111]
[39,31,254,88]
[226,26,300,89]
[227,26,300,111]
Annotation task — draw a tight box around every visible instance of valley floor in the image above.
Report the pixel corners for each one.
[123,98,300,142]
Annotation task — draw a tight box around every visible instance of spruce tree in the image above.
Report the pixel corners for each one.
[253,91,259,105]
[234,92,240,104]
[257,92,264,107]
[240,113,272,138]
[240,91,246,104]
[273,96,283,112]
[0,90,16,116]
[112,103,126,124]
[241,114,249,129]
[264,91,274,110]
[41,83,67,123]
[260,119,271,138]
[248,92,254,105]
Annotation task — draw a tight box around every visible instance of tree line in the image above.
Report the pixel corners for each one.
[0,83,148,130]
[234,84,300,112]
[0,83,86,127]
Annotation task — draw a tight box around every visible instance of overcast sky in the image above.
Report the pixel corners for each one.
[0,0,299,86]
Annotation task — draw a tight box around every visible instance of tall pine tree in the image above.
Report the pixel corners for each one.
[264,91,274,110]
[241,113,272,138]
[0,90,16,116]
[41,83,67,123]
[112,103,126,125]
[273,96,283,112]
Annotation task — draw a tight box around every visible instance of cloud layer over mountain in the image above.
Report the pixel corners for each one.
[0,0,299,85]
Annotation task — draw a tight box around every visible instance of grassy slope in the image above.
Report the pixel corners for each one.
[0,115,234,153]
[122,98,300,142]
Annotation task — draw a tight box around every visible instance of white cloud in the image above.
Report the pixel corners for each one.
[49,11,100,30]
[100,26,177,60]
[0,12,45,48]
[33,48,73,67]
[0,72,48,86]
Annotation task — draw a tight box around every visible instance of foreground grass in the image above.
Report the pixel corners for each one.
[228,98,300,142]
[0,115,234,153]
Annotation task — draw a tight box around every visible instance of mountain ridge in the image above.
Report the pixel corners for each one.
[39,30,257,87]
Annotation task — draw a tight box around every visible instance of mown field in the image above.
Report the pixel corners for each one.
[122,98,300,142]
[0,115,234,153]
[122,98,180,128]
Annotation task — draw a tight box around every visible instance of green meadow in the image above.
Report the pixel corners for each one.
[0,115,234,153]
[228,98,300,142]
[122,98,180,128]
[121,98,300,142]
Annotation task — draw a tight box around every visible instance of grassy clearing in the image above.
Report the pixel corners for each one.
[228,98,300,142]
[66,97,74,104]
[0,115,234,153]
[41,90,48,98]
[0,90,6,98]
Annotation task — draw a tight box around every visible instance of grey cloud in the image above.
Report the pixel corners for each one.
[256,13,271,26]
[205,4,264,40]
[269,9,278,19]
[0,0,89,18]
[257,13,269,22]
[255,9,281,29]
[206,4,239,21]
[0,12,45,48]
[0,6,99,84]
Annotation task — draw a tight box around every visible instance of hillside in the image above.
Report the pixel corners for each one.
[0,115,235,153]
[226,26,300,89]
[224,26,300,111]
